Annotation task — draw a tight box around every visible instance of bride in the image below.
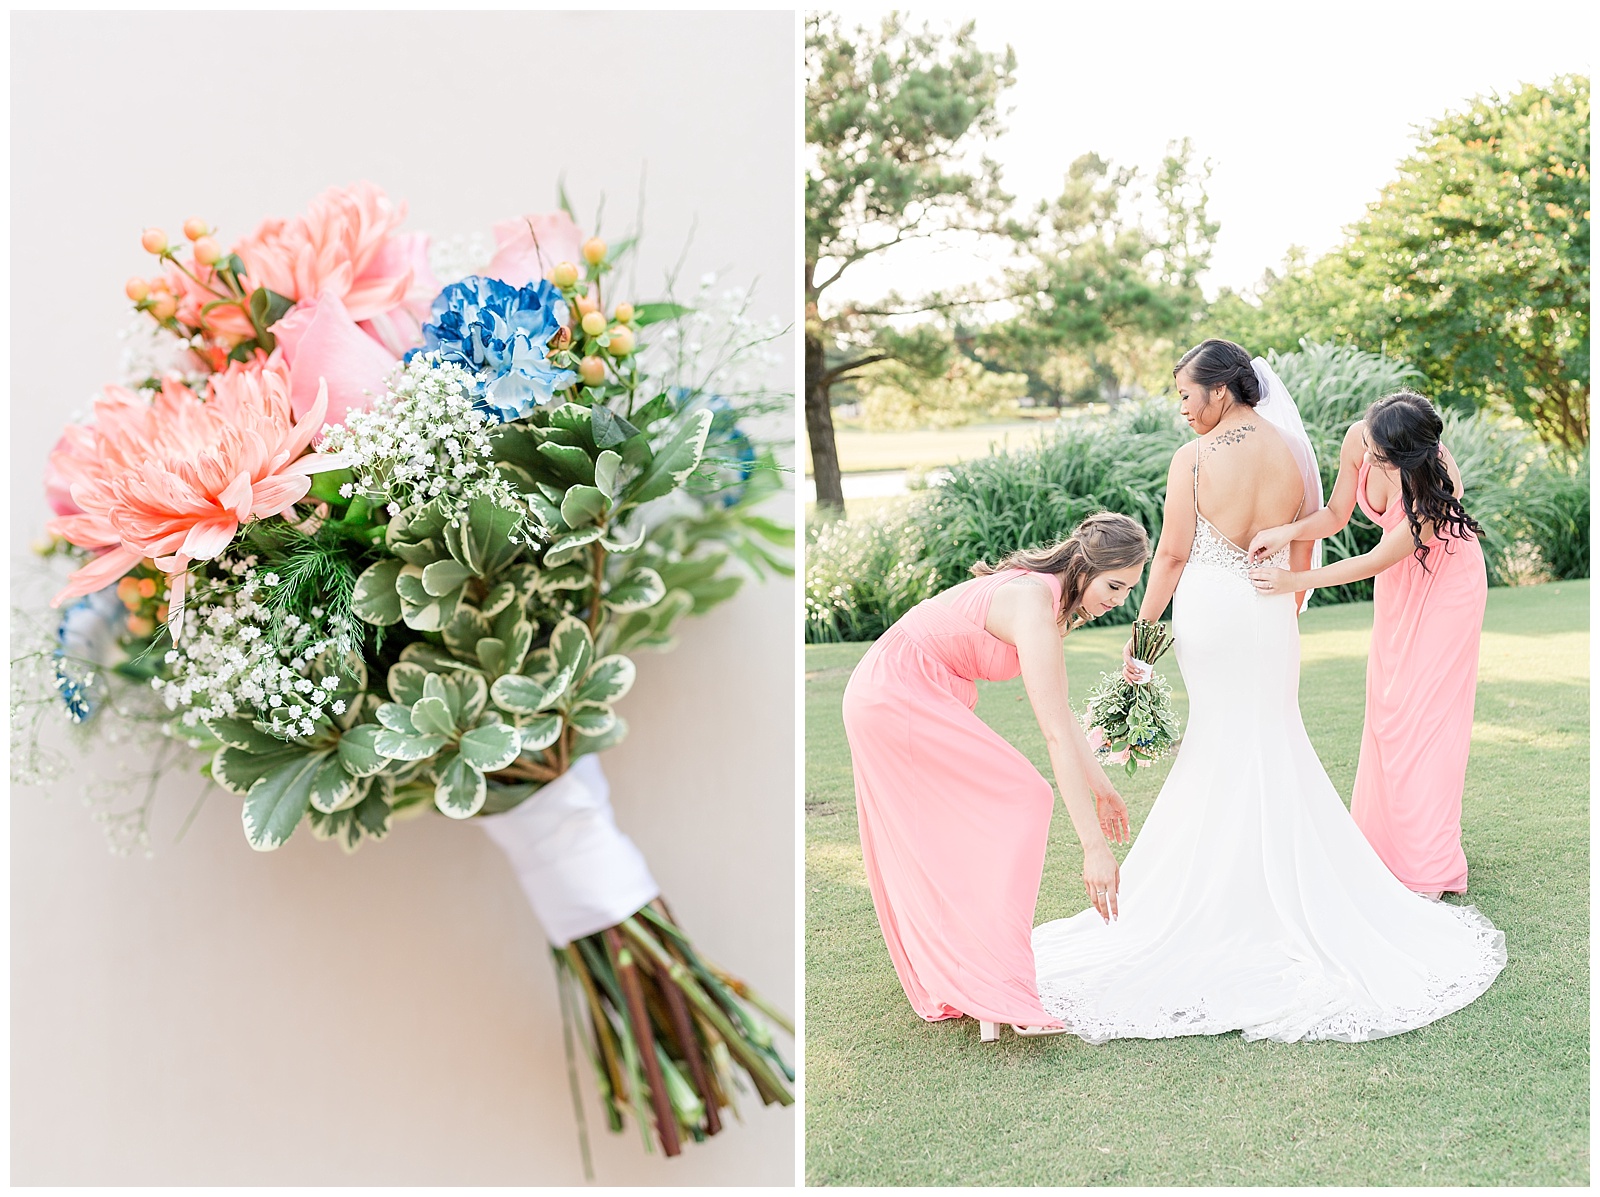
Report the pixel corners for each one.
[1030,339,1505,1044]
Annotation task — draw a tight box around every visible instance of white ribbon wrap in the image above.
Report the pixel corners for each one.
[477,753,660,948]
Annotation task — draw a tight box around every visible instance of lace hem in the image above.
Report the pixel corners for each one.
[1037,904,1506,1045]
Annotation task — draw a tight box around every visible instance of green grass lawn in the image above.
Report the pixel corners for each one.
[805,580,1589,1186]
[804,416,1079,476]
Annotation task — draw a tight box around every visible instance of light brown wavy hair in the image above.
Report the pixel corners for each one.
[971,511,1151,630]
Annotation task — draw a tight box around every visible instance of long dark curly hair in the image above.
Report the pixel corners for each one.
[1365,391,1483,572]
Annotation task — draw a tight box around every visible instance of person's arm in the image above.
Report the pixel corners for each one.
[1289,538,1314,614]
[1248,421,1366,562]
[1137,443,1199,624]
[1249,517,1428,595]
[993,577,1123,921]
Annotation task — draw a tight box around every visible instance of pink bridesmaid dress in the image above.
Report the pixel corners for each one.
[1351,459,1488,893]
[841,568,1063,1028]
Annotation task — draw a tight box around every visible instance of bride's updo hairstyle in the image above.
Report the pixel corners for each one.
[971,511,1150,629]
[1365,390,1483,572]
[1173,338,1262,408]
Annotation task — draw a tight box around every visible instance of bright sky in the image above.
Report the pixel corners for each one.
[821,1,1591,305]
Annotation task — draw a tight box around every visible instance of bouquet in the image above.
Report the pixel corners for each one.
[1082,619,1181,776]
[14,182,794,1164]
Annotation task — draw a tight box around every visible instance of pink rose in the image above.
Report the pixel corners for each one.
[1107,749,1131,765]
[272,291,398,431]
[356,231,439,356]
[486,212,587,287]
[1084,726,1106,753]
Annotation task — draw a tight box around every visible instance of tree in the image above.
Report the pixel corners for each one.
[1209,76,1590,449]
[977,142,1218,406]
[805,12,1016,513]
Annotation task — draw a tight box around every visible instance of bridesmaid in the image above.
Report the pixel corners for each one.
[841,512,1148,1040]
[1247,391,1488,899]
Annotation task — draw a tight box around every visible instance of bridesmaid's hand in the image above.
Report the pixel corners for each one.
[1094,782,1130,845]
[1083,842,1120,923]
[1248,524,1294,563]
[1249,566,1294,596]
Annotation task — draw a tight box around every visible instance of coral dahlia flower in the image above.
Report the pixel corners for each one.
[46,362,344,630]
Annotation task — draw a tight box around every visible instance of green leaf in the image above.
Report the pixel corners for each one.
[249,286,295,330]
[442,604,491,657]
[309,752,357,814]
[543,526,602,568]
[206,718,294,754]
[373,728,450,761]
[592,449,623,500]
[241,754,321,851]
[399,642,465,673]
[567,701,616,737]
[600,521,648,554]
[476,637,507,678]
[337,724,391,778]
[548,615,594,684]
[411,695,456,737]
[433,751,487,819]
[576,655,637,706]
[463,490,527,576]
[481,581,517,618]
[387,662,429,706]
[560,484,609,528]
[458,723,520,772]
[422,558,474,597]
[626,407,713,505]
[456,671,489,725]
[352,558,405,626]
[590,404,639,450]
[308,467,356,504]
[603,567,666,613]
[536,441,597,487]
[630,302,694,327]
[491,672,562,715]
[397,565,461,631]
[423,672,461,724]
[573,714,629,756]
[516,711,563,753]
[212,744,307,796]
[376,703,418,734]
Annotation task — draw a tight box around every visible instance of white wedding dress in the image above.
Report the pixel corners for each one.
[1031,491,1506,1044]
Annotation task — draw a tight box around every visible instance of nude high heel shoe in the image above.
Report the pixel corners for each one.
[978,1020,1066,1041]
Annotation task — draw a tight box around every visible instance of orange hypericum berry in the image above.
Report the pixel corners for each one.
[551,262,580,288]
[141,227,168,255]
[581,311,607,338]
[582,237,607,266]
[117,577,142,608]
[193,236,222,266]
[613,302,634,324]
[607,326,636,357]
[149,294,178,321]
[183,218,209,241]
[125,278,150,302]
[579,356,606,386]
[137,577,157,599]
[126,614,155,637]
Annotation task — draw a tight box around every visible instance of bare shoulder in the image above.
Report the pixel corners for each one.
[1342,420,1368,460]
[1167,439,1200,479]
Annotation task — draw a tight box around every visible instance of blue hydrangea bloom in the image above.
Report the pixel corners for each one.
[410,276,577,422]
[53,584,125,723]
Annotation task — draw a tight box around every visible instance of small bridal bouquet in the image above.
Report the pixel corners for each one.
[1082,619,1181,776]
[14,182,793,1162]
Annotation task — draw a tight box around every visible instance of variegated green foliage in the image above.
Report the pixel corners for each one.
[351,487,534,632]
[205,655,403,853]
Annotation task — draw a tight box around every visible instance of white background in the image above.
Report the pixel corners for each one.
[10,10,796,1186]
[820,1,1593,303]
